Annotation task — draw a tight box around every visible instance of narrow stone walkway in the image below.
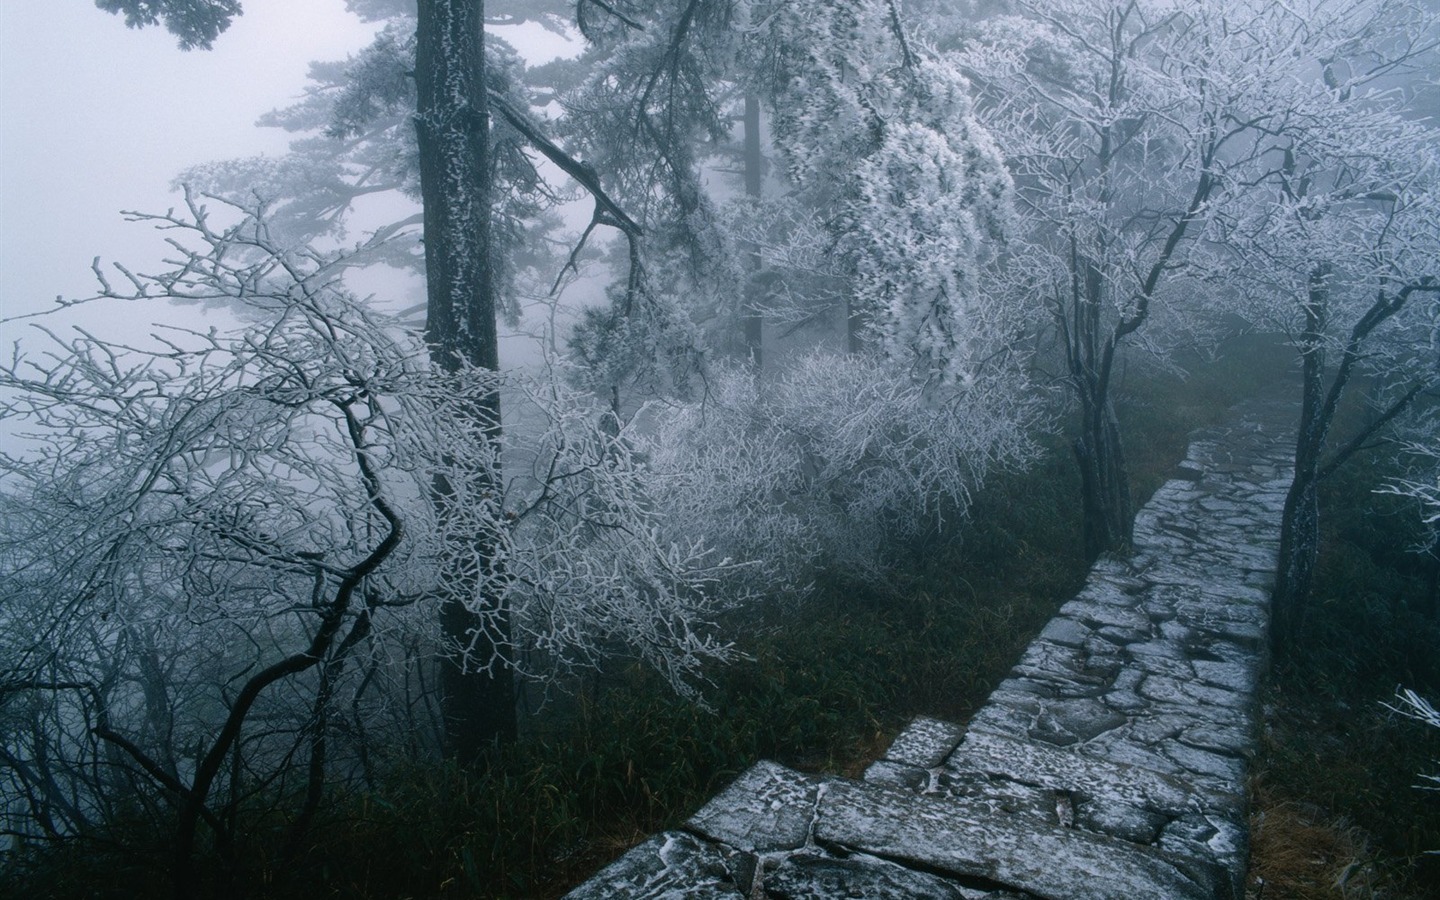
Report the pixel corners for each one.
[566,394,1296,900]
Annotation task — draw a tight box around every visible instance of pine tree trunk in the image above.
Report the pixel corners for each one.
[415,0,517,759]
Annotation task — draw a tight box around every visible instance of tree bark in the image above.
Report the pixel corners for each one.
[1075,392,1133,560]
[415,0,517,759]
[1064,250,1133,560]
[742,91,764,368]
[1271,266,1329,657]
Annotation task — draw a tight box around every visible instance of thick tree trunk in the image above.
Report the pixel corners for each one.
[415,0,517,759]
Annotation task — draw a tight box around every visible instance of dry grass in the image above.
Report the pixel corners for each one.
[1247,789,1389,900]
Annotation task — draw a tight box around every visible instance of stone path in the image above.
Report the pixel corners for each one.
[566,394,1296,900]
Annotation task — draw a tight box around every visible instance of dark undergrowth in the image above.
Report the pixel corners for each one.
[1248,444,1440,900]
[1,337,1325,899]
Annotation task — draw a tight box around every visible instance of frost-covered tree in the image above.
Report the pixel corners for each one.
[562,0,1019,408]
[121,0,648,756]
[762,0,1015,379]
[554,2,1041,599]
[638,350,1044,592]
[951,0,1261,558]
[1196,0,1440,651]
[557,0,754,402]
[0,199,737,894]
[177,2,580,321]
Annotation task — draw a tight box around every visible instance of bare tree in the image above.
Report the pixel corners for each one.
[0,196,737,894]
[952,0,1264,558]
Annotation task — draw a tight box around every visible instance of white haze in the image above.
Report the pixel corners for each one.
[0,3,586,461]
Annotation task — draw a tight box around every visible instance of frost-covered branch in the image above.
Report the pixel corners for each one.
[0,199,738,864]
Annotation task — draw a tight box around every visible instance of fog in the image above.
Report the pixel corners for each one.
[0,2,584,408]
[1,3,1436,896]
[0,2,380,326]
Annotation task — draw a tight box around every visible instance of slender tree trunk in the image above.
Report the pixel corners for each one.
[1075,391,1133,559]
[414,0,517,759]
[1271,268,1330,657]
[1273,469,1320,654]
[742,92,764,368]
[1067,253,1132,559]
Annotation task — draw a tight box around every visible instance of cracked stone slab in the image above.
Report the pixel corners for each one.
[1061,599,1154,634]
[1074,797,1169,845]
[966,691,1131,746]
[945,729,1240,815]
[814,777,1224,900]
[563,831,744,899]
[1172,595,1268,629]
[687,760,821,852]
[1179,723,1254,757]
[1126,647,1198,680]
[1160,812,1250,897]
[1192,659,1260,695]
[1038,616,1092,648]
[883,715,966,768]
[932,769,1061,823]
[863,759,929,792]
[1139,674,1251,711]
[763,850,1020,899]
[1161,740,1248,782]
[1072,578,1140,608]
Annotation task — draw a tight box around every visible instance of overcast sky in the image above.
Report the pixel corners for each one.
[0,4,584,356]
[0,1,388,326]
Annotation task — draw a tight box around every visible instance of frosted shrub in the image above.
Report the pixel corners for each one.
[638,350,1044,594]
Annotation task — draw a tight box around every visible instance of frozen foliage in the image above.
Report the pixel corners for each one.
[1379,420,1440,529]
[763,1,1015,378]
[95,0,241,50]
[1384,689,1440,806]
[1207,0,1440,361]
[557,0,756,395]
[561,1,1020,396]
[0,197,737,848]
[637,351,1044,590]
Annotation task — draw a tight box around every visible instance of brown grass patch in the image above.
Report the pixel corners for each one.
[1247,790,1385,899]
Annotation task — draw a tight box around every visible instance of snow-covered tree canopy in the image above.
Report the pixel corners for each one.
[760,0,1016,380]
